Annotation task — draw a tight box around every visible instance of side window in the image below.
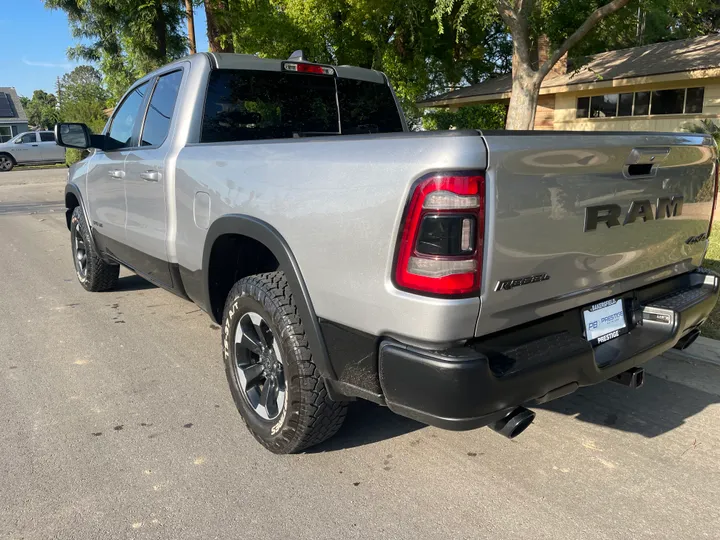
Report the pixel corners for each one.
[108,82,149,149]
[40,132,55,142]
[20,133,37,144]
[140,71,183,147]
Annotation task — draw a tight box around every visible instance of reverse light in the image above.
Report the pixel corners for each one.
[394,173,485,296]
[283,62,336,76]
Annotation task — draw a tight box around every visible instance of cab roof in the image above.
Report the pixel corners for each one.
[207,53,387,85]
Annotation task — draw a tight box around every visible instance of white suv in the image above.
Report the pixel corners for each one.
[0,131,66,171]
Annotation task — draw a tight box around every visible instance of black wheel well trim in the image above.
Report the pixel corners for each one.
[64,183,99,252]
[203,214,337,380]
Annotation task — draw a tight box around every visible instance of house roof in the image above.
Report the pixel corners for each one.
[418,33,720,107]
[0,87,28,124]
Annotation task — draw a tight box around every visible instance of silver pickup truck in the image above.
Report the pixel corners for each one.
[55,52,720,454]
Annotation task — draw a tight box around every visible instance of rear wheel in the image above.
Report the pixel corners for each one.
[70,206,119,291]
[0,154,14,172]
[222,271,348,454]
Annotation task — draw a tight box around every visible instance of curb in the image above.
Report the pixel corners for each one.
[661,336,720,368]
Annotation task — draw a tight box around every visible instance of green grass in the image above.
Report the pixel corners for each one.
[701,225,720,339]
[18,163,67,171]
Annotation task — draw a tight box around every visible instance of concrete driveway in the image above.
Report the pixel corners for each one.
[1,168,720,539]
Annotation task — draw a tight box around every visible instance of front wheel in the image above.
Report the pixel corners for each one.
[70,206,119,291]
[0,154,14,172]
[222,272,348,454]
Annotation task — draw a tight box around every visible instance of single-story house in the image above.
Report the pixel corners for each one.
[0,87,29,142]
[418,34,720,132]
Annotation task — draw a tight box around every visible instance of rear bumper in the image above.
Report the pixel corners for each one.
[378,268,719,430]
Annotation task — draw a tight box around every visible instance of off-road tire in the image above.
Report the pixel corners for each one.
[0,154,14,172]
[70,206,119,292]
[222,271,348,454]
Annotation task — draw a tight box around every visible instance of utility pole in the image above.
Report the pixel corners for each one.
[56,76,62,107]
[185,0,197,54]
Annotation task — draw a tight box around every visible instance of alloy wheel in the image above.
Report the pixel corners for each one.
[72,223,88,280]
[233,312,287,421]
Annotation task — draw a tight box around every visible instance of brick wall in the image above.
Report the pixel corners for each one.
[534,95,556,130]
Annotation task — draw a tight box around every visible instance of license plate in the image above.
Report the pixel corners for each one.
[582,298,628,344]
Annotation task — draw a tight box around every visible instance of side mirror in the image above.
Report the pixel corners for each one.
[14,139,23,144]
[55,123,92,149]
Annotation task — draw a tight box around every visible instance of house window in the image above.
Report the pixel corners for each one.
[0,126,11,143]
[634,92,650,115]
[651,89,684,115]
[618,93,633,116]
[576,97,590,118]
[576,87,704,118]
[685,87,705,114]
[590,94,618,117]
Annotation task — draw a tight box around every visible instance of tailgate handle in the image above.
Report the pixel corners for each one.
[623,147,670,179]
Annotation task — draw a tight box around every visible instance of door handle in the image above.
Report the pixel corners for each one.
[108,169,125,179]
[140,171,161,182]
[31,144,38,147]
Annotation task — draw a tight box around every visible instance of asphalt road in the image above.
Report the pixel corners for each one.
[2,168,720,540]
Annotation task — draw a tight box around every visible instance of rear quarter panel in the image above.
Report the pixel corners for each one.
[175,132,487,344]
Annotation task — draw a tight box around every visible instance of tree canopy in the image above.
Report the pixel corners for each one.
[203,0,511,123]
[23,90,61,130]
[44,0,187,99]
[42,0,720,130]
[57,65,110,133]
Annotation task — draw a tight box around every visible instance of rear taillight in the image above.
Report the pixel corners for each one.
[394,173,485,296]
[709,160,719,237]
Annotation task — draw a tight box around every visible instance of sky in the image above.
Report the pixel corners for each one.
[1,0,209,99]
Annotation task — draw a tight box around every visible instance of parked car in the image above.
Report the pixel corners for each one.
[0,131,66,171]
[55,52,719,454]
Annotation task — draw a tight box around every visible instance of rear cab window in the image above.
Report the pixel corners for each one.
[336,78,404,134]
[40,132,56,142]
[201,69,404,143]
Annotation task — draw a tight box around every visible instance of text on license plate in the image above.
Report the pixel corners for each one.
[582,298,627,344]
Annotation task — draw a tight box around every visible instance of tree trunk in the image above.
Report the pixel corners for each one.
[505,65,541,130]
[496,0,632,131]
[204,0,233,53]
[185,0,197,54]
[154,0,168,61]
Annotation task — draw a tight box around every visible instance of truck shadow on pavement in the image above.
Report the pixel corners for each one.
[110,274,158,292]
[308,400,425,452]
[537,373,720,438]
[311,369,720,452]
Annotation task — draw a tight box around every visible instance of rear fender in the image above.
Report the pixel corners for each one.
[202,215,336,380]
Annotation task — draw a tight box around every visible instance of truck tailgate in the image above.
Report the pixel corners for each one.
[476,132,717,337]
